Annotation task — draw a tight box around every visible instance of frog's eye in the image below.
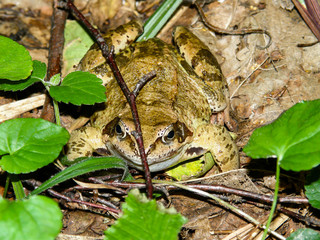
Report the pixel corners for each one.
[115,122,127,140]
[162,125,175,144]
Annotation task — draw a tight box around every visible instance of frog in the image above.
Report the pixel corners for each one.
[65,19,239,175]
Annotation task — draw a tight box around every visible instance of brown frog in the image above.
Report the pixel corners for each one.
[66,20,239,175]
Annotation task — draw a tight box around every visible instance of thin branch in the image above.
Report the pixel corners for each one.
[104,181,309,205]
[278,207,320,227]
[66,0,156,199]
[194,1,272,49]
[41,0,68,122]
[24,179,121,214]
[133,71,157,97]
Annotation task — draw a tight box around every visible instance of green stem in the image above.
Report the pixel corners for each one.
[3,174,10,198]
[261,158,281,239]
[9,174,26,200]
[42,82,61,126]
[53,99,61,126]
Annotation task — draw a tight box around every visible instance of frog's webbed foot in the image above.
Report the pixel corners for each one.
[65,126,107,161]
[188,124,239,172]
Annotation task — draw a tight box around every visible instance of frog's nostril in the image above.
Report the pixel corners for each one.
[149,144,155,152]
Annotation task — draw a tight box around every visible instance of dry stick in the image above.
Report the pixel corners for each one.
[24,179,121,214]
[41,0,68,122]
[246,200,320,228]
[103,181,309,205]
[278,207,320,227]
[194,1,272,49]
[66,0,156,199]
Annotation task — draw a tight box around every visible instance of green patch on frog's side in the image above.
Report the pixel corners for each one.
[166,152,215,181]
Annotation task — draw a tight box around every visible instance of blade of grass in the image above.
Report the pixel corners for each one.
[30,157,129,196]
[137,0,183,41]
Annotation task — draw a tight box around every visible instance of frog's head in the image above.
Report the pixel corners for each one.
[101,109,193,172]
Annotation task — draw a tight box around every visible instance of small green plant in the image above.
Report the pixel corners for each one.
[105,189,187,240]
[244,99,320,239]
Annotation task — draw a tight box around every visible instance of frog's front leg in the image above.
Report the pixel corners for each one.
[65,126,108,161]
[182,124,239,172]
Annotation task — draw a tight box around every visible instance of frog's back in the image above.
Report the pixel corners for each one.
[93,38,212,129]
[121,38,212,124]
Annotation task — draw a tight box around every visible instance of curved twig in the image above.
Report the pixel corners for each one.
[194,1,272,49]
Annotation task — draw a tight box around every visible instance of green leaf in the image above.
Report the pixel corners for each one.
[243,100,320,171]
[0,60,46,91]
[0,118,69,174]
[287,228,320,240]
[105,189,187,240]
[0,196,62,240]
[305,166,320,209]
[63,20,94,75]
[49,71,106,105]
[49,73,61,86]
[0,35,33,80]
[30,156,129,196]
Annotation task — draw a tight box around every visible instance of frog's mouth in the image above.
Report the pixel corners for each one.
[105,142,189,172]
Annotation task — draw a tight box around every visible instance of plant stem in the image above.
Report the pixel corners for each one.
[10,174,26,200]
[262,158,281,239]
[3,175,10,198]
[53,99,61,126]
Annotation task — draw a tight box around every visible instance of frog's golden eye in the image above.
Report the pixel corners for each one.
[162,125,175,144]
[115,122,127,140]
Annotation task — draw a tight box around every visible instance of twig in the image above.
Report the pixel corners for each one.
[66,0,156,199]
[278,207,320,227]
[103,181,309,205]
[0,94,46,122]
[40,0,68,122]
[230,56,270,99]
[24,179,120,214]
[48,188,121,214]
[194,1,272,49]
[170,182,286,240]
